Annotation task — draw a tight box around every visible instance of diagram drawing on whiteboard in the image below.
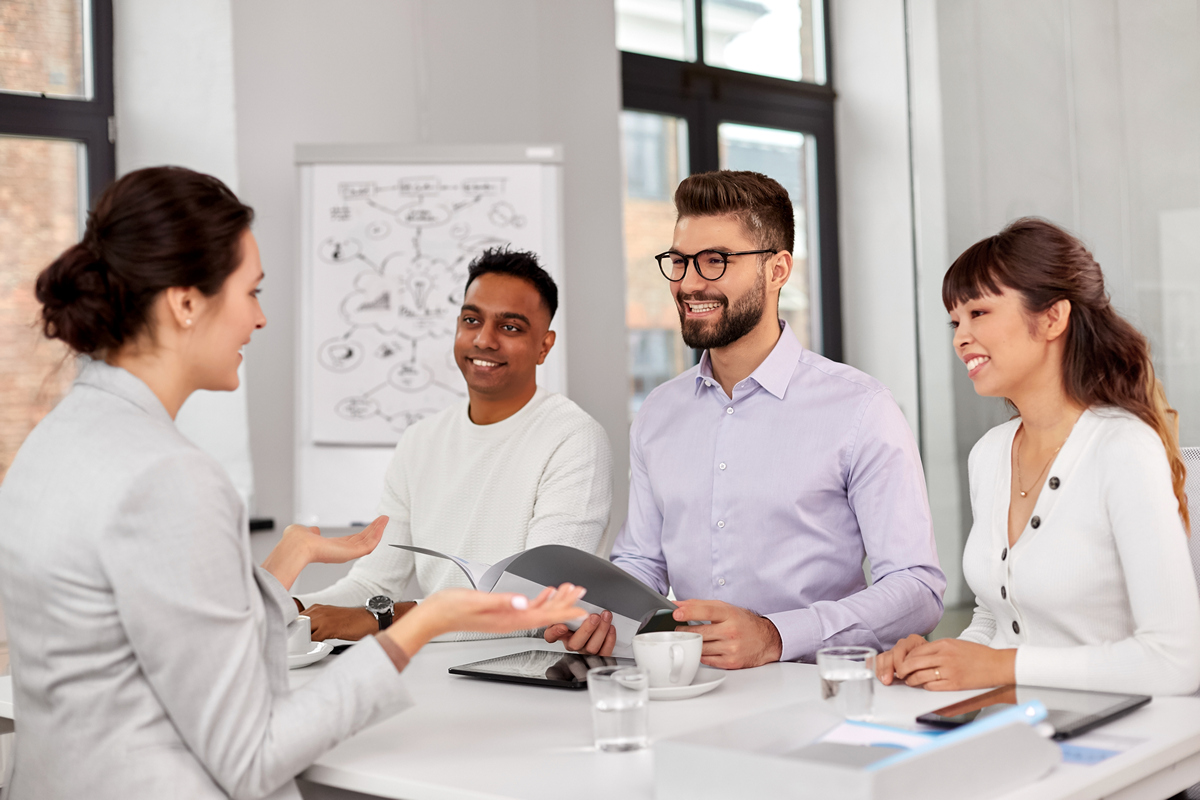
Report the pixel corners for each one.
[308,163,548,445]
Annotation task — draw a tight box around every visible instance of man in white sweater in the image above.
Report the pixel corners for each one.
[296,249,613,640]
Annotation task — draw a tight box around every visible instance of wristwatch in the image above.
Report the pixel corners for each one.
[365,595,395,630]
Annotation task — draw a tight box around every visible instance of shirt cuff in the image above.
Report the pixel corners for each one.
[764,608,824,663]
[374,632,411,673]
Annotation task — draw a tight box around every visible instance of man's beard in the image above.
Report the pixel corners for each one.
[677,266,767,350]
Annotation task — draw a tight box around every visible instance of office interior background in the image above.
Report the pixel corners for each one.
[2,0,1199,674]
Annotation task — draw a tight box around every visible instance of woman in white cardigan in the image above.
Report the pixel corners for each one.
[877,217,1200,696]
[0,167,587,800]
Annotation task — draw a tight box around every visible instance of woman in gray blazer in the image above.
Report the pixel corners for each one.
[0,167,587,800]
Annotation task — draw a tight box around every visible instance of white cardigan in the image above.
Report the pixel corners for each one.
[959,407,1200,695]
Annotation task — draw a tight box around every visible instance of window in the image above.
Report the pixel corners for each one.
[622,111,695,417]
[0,0,114,481]
[618,0,839,412]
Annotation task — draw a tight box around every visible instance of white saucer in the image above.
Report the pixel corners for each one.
[288,640,334,669]
[647,666,726,701]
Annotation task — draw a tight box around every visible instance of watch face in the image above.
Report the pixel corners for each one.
[367,595,393,615]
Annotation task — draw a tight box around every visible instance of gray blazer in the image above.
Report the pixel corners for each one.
[0,361,412,799]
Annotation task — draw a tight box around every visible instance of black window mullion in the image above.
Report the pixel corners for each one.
[0,0,115,205]
[88,0,115,199]
[814,124,841,360]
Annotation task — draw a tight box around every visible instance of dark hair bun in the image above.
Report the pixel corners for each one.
[36,242,124,354]
[34,167,253,355]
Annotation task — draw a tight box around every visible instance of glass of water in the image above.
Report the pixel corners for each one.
[817,646,877,720]
[587,665,649,752]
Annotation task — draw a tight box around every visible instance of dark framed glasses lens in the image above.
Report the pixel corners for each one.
[658,253,688,280]
[694,251,728,278]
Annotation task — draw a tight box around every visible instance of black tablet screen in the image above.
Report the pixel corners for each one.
[449,650,637,689]
[917,684,1150,739]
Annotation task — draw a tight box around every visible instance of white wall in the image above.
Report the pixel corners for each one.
[831,0,920,429]
[936,0,1200,513]
[231,1,628,549]
[112,0,257,515]
[831,0,967,604]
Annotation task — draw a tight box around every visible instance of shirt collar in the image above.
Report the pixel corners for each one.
[74,357,175,425]
[693,320,803,400]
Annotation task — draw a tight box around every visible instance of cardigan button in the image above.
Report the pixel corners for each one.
[1030,516,1041,529]
[1049,477,1060,490]
[1012,621,1020,635]
[1001,547,1008,561]
[1001,585,1007,600]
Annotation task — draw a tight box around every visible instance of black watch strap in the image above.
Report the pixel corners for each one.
[366,595,394,630]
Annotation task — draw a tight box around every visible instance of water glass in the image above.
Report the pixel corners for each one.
[817,646,876,720]
[587,665,649,752]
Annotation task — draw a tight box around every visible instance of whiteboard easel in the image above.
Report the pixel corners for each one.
[296,144,565,526]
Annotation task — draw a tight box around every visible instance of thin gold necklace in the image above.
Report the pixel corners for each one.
[1015,426,1066,498]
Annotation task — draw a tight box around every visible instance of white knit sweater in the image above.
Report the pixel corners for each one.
[959,407,1200,695]
[297,388,613,612]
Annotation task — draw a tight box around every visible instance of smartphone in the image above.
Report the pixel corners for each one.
[917,686,1018,728]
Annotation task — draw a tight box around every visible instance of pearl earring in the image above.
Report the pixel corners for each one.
[185,319,193,326]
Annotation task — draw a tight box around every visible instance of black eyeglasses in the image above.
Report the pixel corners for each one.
[654,249,778,282]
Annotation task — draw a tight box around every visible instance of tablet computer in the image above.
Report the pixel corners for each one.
[916,684,1151,740]
[449,650,637,689]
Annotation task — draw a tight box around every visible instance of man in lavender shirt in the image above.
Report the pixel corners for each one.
[545,170,945,669]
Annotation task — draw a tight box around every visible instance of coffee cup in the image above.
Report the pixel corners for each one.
[632,631,703,688]
[287,615,312,655]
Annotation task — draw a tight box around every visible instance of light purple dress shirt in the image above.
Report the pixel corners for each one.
[611,322,946,662]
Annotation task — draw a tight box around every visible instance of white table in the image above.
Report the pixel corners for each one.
[2,640,1199,799]
[287,639,1200,800]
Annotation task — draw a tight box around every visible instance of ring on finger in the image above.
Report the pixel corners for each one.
[935,670,941,680]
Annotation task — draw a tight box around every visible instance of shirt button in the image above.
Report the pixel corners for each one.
[1012,621,1020,635]
[1001,586,1007,600]
[1001,547,1008,561]
[1049,477,1060,490]
[704,380,711,387]
[718,578,726,586]
[717,520,725,528]
[719,462,726,470]
[1030,516,1041,529]
[726,407,734,415]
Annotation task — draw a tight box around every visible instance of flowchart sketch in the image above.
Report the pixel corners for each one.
[309,162,549,444]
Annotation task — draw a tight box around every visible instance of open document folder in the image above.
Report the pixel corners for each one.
[392,543,676,656]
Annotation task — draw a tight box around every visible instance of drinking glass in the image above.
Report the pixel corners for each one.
[817,646,876,720]
[587,665,649,752]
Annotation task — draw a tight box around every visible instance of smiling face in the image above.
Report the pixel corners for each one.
[949,286,1057,398]
[454,272,555,401]
[670,214,776,350]
[188,230,266,391]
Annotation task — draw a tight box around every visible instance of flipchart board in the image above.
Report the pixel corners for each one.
[296,144,565,526]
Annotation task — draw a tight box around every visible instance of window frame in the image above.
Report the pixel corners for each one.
[0,0,116,204]
[620,0,842,360]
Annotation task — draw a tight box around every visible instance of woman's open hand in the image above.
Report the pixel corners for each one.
[262,516,388,591]
[288,516,387,565]
[386,583,590,656]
